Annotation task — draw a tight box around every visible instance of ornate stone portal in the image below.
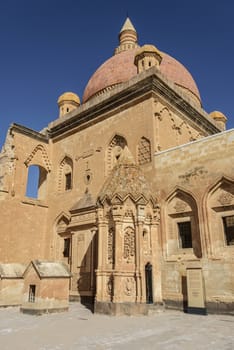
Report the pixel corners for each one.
[94,147,162,315]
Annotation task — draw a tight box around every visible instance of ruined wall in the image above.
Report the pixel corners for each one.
[0,127,50,263]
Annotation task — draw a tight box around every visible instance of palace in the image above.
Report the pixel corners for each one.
[0,18,233,315]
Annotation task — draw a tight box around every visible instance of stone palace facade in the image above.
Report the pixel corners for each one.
[0,18,233,315]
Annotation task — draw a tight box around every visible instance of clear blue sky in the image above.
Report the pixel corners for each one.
[0,0,234,148]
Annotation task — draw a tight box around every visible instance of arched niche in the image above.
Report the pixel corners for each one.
[165,189,202,258]
[206,178,234,249]
[138,137,151,165]
[54,213,71,263]
[106,134,127,175]
[58,156,73,192]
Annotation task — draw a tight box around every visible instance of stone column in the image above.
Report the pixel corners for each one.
[151,207,163,303]
[95,208,108,302]
[136,204,145,303]
[112,205,123,303]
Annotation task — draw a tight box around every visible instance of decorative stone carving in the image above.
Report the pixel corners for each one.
[107,228,115,264]
[107,275,113,296]
[124,209,134,218]
[174,200,187,213]
[124,277,136,296]
[153,207,160,224]
[24,144,51,172]
[218,191,234,206]
[123,227,135,263]
[179,166,208,184]
[106,135,127,175]
[138,137,151,165]
[58,156,73,192]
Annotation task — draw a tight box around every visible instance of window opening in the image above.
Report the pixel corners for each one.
[63,238,70,257]
[223,216,234,246]
[26,165,40,198]
[28,284,36,302]
[65,172,72,190]
[178,221,192,248]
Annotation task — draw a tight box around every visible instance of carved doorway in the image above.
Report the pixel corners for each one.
[145,263,153,304]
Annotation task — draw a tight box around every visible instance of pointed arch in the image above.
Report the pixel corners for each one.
[24,144,51,172]
[106,134,127,175]
[58,155,73,192]
[164,187,201,258]
[205,176,234,249]
[138,136,151,165]
[54,212,71,262]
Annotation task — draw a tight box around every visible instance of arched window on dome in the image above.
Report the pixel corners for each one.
[138,137,151,165]
[58,156,73,192]
[106,135,127,175]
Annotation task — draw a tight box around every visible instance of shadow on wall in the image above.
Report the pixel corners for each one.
[76,233,97,313]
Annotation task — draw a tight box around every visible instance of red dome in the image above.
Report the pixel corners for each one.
[82,48,201,104]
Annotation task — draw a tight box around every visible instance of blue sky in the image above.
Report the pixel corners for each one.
[0,0,234,148]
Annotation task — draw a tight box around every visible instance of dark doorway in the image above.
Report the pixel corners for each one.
[145,263,153,304]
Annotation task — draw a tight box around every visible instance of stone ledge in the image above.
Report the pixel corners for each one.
[20,306,69,315]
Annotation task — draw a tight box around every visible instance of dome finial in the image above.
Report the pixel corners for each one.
[115,17,139,55]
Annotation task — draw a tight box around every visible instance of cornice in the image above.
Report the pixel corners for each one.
[48,67,220,140]
[11,123,49,143]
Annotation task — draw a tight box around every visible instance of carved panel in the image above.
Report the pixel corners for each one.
[123,227,135,263]
[218,192,234,206]
[123,277,136,296]
[107,228,115,264]
[106,135,127,175]
[138,137,151,165]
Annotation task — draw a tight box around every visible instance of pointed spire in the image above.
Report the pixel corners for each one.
[120,17,137,33]
[115,17,139,55]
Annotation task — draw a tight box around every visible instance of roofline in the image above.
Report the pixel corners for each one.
[48,67,220,140]
[154,127,234,157]
[10,123,49,143]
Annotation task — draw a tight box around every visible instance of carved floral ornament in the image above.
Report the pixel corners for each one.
[217,191,234,206]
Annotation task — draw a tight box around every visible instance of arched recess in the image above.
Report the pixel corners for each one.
[54,213,71,263]
[24,144,51,200]
[58,156,73,192]
[25,164,48,199]
[165,188,202,258]
[138,137,151,165]
[206,177,234,251]
[106,134,127,175]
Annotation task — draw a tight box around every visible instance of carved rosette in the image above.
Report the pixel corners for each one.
[218,192,234,206]
[123,227,135,263]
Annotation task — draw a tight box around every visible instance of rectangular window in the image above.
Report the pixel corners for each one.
[223,216,234,246]
[28,284,36,302]
[63,238,70,257]
[65,173,72,190]
[178,221,192,248]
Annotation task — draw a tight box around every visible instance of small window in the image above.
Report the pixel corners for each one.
[63,238,70,257]
[28,284,36,302]
[149,61,151,67]
[65,172,72,190]
[66,107,69,112]
[178,221,192,248]
[223,216,234,246]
